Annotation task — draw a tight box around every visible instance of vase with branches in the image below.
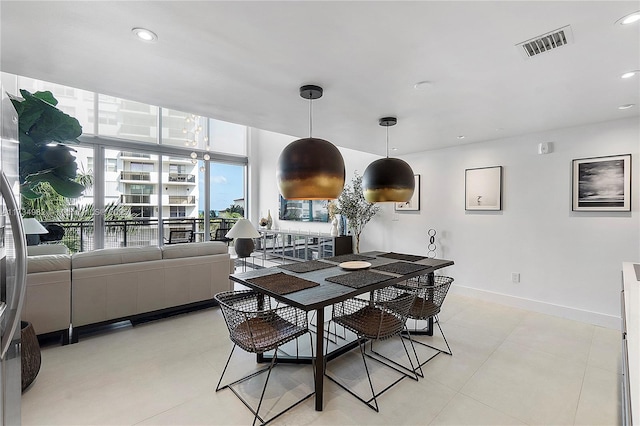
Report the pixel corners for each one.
[334,172,380,253]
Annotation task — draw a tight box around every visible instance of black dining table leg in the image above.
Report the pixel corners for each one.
[314,307,324,411]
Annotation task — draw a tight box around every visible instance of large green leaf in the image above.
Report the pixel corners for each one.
[11,89,84,199]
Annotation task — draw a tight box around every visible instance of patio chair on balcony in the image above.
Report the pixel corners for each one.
[167,229,194,244]
[212,227,233,245]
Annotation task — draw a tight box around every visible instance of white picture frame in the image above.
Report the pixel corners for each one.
[465,166,502,211]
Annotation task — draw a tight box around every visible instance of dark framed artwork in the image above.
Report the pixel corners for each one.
[465,166,502,211]
[572,154,631,212]
[395,175,420,211]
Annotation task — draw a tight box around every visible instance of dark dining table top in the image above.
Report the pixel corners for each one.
[229,251,454,311]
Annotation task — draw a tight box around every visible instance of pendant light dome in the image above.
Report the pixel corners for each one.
[362,117,415,203]
[277,85,345,200]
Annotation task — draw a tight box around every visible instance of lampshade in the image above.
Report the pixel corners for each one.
[362,117,415,203]
[276,85,345,200]
[225,219,261,239]
[22,218,48,235]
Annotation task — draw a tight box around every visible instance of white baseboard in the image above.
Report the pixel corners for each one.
[450,284,621,330]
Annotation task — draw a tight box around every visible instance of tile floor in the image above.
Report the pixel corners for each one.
[22,289,622,425]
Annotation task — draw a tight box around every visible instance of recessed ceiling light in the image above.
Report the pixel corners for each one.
[616,11,640,25]
[132,27,158,42]
[621,70,640,79]
[413,81,432,90]
[618,104,635,110]
[391,147,398,151]
[457,135,465,139]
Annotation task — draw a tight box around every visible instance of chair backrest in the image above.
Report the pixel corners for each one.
[215,290,308,353]
[410,275,454,320]
[212,227,232,243]
[39,223,65,242]
[168,229,193,244]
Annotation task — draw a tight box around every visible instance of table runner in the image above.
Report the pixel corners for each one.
[373,261,429,275]
[325,270,393,289]
[378,252,427,262]
[279,260,334,273]
[324,254,376,263]
[247,272,320,295]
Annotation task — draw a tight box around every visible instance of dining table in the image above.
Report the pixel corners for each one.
[228,250,454,411]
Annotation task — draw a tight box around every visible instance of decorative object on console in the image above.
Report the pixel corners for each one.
[465,166,503,211]
[266,209,273,229]
[394,175,420,211]
[225,219,261,258]
[22,218,48,246]
[276,85,345,200]
[427,228,437,258]
[572,154,631,212]
[362,117,415,203]
[334,172,380,253]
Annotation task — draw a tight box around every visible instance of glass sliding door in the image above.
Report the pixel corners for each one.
[207,161,245,241]
[162,154,202,242]
[104,148,160,248]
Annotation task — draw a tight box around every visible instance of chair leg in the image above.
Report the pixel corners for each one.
[216,344,237,391]
[409,315,453,361]
[367,330,422,380]
[358,339,380,412]
[252,350,278,426]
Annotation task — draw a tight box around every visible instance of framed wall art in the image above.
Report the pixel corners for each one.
[395,174,420,211]
[572,154,631,212]
[465,166,502,211]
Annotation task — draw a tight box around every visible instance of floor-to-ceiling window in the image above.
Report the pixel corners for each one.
[6,73,248,251]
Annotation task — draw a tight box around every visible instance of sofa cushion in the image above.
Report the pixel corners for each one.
[72,246,162,269]
[161,241,228,259]
[28,244,69,256]
[27,254,71,273]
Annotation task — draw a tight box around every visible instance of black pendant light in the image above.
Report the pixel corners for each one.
[276,85,345,200]
[362,117,415,203]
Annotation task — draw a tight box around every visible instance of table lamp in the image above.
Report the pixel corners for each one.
[22,218,48,246]
[225,219,261,258]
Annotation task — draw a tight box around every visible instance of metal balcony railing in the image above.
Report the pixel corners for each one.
[168,173,195,183]
[119,152,151,159]
[168,195,195,204]
[120,194,151,204]
[120,171,151,181]
[43,218,239,253]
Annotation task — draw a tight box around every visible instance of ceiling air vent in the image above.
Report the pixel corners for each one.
[516,25,574,59]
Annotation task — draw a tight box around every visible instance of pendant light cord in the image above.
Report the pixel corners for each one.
[309,97,313,138]
[386,125,389,158]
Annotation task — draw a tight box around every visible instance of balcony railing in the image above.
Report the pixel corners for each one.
[120,194,151,204]
[120,171,151,181]
[119,152,151,159]
[168,195,195,204]
[168,173,195,183]
[43,218,239,253]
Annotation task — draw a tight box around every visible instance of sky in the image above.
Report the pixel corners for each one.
[199,162,245,212]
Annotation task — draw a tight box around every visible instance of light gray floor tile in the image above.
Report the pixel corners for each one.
[21,294,621,426]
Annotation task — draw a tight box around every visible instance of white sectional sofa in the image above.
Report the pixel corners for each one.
[24,254,72,344]
[23,242,234,344]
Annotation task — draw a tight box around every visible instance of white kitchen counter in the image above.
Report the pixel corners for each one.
[622,262,639,425]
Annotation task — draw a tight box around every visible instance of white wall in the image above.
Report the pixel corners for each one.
[250,118,638,328]
[392,117,639,328]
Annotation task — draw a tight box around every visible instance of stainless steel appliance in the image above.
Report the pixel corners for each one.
[0,77,28,424]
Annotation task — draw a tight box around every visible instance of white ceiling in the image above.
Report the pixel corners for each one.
[1,1,639,156]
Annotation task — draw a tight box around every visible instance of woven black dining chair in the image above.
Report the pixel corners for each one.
[324,286,422,412]
[214,290,314,426]
[398,275,455,361]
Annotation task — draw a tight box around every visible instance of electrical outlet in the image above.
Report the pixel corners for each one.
[511,272,520,283]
